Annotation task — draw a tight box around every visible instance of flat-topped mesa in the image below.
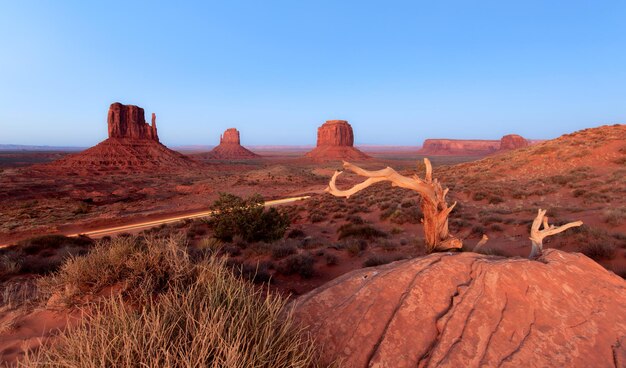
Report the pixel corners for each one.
[316,120,354,146]
[220,128,241,145]
[500,134,529,150]
[419,139,500,156]
[305,120,370,161]
[107,102,159,141]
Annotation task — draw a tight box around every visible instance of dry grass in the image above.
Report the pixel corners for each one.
[23,235,321,367]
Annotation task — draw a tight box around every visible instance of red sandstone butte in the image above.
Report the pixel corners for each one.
[42,102,198,172]
[500,134,529,150]
[199,128,260,159]
[107,102,159,141]
[305,120,370,161]
[293,250,626,368]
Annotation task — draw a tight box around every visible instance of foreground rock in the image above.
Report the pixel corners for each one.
[198,128,259,159]
[42,102,198,172]
[305,120,370,161]
[293,250,626,367]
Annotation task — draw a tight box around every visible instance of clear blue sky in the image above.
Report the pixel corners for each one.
[1,1,625,146]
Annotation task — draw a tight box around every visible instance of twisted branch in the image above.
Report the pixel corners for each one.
[529,209,583,258]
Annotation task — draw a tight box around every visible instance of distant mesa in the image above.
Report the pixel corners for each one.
[305,120,370,161]
[418,139,500,156]
[499,134,529,151]
[42,102,199,172]
[418,134,529,156]
[196,128,260,160]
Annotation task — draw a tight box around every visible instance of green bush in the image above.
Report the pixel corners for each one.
[210,193,290,243]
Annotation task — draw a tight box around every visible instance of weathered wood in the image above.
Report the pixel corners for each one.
[326,158,461,253]
[528,209,583,258]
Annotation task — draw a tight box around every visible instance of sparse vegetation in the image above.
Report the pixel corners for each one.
[338,224,388,240]
[363,254,405,267]
[27,235,318,367]
[210,193,290,243]
[278,253,315,278]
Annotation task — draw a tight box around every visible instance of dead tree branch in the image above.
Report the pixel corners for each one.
[326,158,461,253]
[529,209,583,258]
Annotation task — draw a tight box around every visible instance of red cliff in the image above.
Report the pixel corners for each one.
[500,134,529,150]
[305,120,370,161]
[107,102,159,141]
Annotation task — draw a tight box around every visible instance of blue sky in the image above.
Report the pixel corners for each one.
[1,1,625,146]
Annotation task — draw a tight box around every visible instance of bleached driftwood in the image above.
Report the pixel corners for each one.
[529,209,583,258]
[326,158,462,253]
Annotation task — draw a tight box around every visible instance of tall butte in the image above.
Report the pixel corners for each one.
[44,102,198,172]
[305,120,370,161]
[198,128,259,159]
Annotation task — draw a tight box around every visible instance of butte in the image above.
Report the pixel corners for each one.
[305,120,370,161]
[43,102,199,172]
[196,128,260,160]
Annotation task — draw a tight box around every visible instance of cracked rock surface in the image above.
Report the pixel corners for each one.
[292,250,626,367]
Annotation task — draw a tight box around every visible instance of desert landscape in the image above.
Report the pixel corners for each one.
[1,2,625,367]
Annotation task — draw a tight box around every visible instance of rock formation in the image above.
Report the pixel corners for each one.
[418,134,530,156]
[500,134,529,150]
[305,120,370,161]
[43,102,199,172]
[293,250,626,367]
[107,103,159,141]
[197,128,260,160]
[418,139,500,156]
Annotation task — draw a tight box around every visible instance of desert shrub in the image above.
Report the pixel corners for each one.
[578,242,616,261]
[489,224,503,232]
[338,224,388,240]
[474,247,509,257]
[481,216,503,225]
[363,254,404,267]
[567,226,618,261]
[488,196,504,204]
[196,237,222,254]
[38,236,197,304]
[278,254,315,278]
[272,243,297,259]
[230,261,273,284]
[471,225,486,236]
[223,245,242,257]
[472,192,487,201]
[325,253,338,266]
[0,235,94,278]
[0,279,41,310]
[344,239,368,256]
[610,266,626,279]
[603,208,626,226]
[308,211,327,223]
[388,206,423,225]
[287,228,306,239]
[346,214,365,225]
[27,244,317,367]
[210,193,290,243]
